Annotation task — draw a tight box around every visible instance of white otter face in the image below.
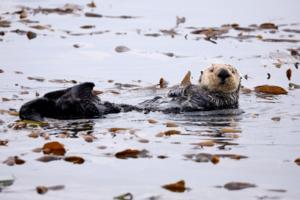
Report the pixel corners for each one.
[199,64,240,93]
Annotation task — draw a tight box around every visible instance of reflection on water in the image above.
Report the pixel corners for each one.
[45,119,95,137]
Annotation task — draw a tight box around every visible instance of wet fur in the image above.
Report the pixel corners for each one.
[139,64,241,113]
[19,82,137,121]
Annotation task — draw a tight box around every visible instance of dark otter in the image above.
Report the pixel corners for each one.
[19,82,137,121]
[139,64,241,113]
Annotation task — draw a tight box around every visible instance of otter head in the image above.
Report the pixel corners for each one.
[199,64,240,93]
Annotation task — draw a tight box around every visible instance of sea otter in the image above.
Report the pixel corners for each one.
[139,64,241,113]
[19,82,137,121]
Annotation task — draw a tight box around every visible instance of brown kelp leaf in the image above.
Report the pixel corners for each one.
[87,1,96,8]
[26,31,37,40]
[113,192,133,200]
[2,97,10,102]
[191,28,228,38]
[165,122,178,127]
[27,76,45,82]
[29,24,52,30]
[286,68,292,81]
[289,49,299,56]
[108,127,129,133]
[254,85,288,95]
[3,156,25,166]
[82,135,94,143]
[156,130,181,137]
[259,23,278,29]
[163,52,175,57]
[148,119,158,124]
[0,109,19,117]
[220,127,241,133]
[115,149,140,159]
[0,139,8,146]
[36,185,65,194]
[138,139,149,143]
[192,140,215,147]
[144,33,161,37]
[36,186,48,194]
[115,45,130,53]
[268,189,287,193]
[20,91,29,95]
[19,9,28,19]
[211,155,220,164]
[283,29,300,34]
[180,71,191,86]
[84,12,103,18]
[295,158,300,166]
[271,117,281,121]
[224,182,256,190]
[64,156,85,164]
[36,155,61,162]
[97,145,107,150]
[157,155,168,159]
[0,20,11,28]
[80,25,95,29]
[33,4,82,15]
[162,180,186,193]
[42,141,66,156]
[159,78,168,88]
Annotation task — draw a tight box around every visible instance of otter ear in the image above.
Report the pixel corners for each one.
[198,71,203,83]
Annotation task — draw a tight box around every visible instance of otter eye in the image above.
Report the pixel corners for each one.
[210,68,214,72]
[231,69,235,74]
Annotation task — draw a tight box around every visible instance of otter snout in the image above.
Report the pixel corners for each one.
[217,69,230,83]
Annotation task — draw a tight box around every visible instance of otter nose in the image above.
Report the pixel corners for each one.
[218,69,230,81]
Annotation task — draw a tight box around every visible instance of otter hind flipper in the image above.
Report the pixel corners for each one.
[71,82,95,99]
[44,88,69,100]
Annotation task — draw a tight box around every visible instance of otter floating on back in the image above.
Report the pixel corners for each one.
[19,64,241,121]
[139,64,241,113]
[19,82,137,121]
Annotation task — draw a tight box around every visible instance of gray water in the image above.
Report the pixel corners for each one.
[0,0,300,199]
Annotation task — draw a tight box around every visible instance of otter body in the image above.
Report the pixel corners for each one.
[139,64,241,113]
[19,82,136,121]
[19,64,241,120]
